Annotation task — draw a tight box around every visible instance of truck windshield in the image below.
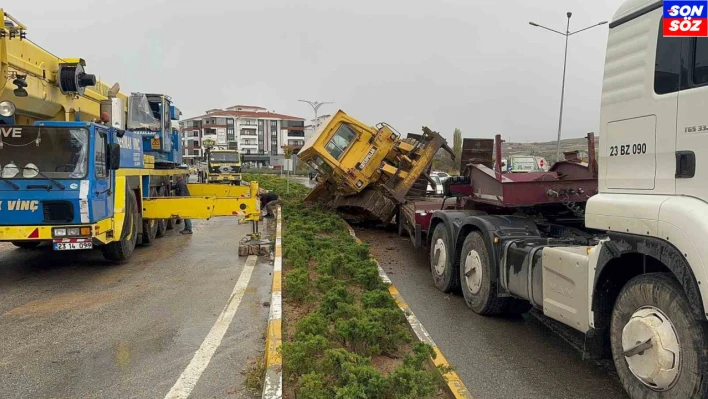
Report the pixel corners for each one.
[0,127,89,179]
[210,152,240,163]
[325,123,356,160]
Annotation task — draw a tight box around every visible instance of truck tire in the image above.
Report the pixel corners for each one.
[611,273,708,398]
[12,241,40,249]
[154,187,168,237]
[141,218,158,246]
[459,231,508,315]
[429,223,459,293]
[102,188,139,262]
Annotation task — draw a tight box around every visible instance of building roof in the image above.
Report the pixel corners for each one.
[227,105,266,110]
[183,110,305,122]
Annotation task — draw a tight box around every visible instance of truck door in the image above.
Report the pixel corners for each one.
[676,37,708,197]
[602,13,677,194]
[91,131,113,221]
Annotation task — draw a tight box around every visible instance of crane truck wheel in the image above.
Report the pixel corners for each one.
[102,188,138,262]
[11,241,41,249]
[154,187,168,237]
[610,273,708,398]
[140,217,158,246]
[429,224,459,293]
[459,231,508,315]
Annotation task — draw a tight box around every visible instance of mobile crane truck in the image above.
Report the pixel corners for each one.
[299,1,708,397]
[0,10,260,262]
[204,148,242,185]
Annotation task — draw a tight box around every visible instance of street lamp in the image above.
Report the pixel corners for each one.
[529,13,607,162]
[298,99,333,131]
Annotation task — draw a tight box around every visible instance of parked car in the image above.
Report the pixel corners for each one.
[432,171,450,183]
[427,174,443,196]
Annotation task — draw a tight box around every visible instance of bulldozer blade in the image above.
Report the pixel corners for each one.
[304,181,333,204]
[332,188,398,224]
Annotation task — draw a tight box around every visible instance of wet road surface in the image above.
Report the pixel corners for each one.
[354,226,628,399]
[0,218,274,398]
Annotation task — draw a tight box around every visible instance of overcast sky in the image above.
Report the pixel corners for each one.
[14,0,622,142]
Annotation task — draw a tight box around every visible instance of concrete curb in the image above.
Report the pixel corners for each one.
[262,206,283,399]
[345,224,474,399]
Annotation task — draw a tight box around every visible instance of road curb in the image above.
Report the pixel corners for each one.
[345,223,474,399]
[262,206,283,399]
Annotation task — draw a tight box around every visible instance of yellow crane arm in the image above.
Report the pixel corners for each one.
[0,9,127,124]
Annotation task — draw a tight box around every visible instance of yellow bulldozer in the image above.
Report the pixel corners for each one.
[298,110,454,223]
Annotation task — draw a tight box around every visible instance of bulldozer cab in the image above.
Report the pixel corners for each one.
[298,110,399,195]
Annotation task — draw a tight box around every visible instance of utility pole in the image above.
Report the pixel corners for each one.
[529,14,607,162]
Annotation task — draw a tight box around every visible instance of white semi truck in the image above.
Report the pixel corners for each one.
[397,1,708,397]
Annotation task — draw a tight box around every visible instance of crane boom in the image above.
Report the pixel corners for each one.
[0,8,127,124]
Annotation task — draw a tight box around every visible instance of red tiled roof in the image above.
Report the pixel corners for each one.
[228,105,266,110]
[185,110,305,121]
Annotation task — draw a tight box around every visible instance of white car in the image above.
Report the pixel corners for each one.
[432,171,450,182]
[427,174,443,196]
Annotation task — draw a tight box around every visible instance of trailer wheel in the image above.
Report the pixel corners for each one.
[459,231,508,315]
[155,187,168,237]
[611,273,708,398]
[11,241,40,249]
[429,224,459,293]
[102,188,138,262]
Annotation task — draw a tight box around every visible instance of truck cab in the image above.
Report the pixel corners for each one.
[205,149,242,185]
[0,122,122,248]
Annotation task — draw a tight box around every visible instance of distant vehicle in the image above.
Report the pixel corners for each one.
[505,155,544,173]
[432,171,450,182]
[427,174,443,196]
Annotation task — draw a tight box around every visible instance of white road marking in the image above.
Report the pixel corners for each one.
[164,255,257,399]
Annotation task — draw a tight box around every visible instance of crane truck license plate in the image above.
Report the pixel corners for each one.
[53,241,93,251]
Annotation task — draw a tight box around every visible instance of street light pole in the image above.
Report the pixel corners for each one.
[529,13,607,162]
[298,99,333,132]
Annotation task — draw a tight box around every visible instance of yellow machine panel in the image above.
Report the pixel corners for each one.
[1,10,127,124]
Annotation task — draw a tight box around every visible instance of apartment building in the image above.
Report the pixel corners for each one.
[179,105,306,167]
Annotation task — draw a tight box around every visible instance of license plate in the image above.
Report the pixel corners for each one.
[53,242,93,251]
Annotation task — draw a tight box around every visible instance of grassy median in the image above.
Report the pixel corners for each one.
[243,174,444,399]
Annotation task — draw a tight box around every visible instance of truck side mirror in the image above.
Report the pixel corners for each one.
[108,143,121,170]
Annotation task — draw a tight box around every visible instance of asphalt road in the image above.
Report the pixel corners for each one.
[354,226,629,399]
[0,218,274,399]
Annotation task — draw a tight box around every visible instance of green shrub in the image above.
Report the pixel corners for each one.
[281,334,330,377]
[362,290,397,309]
[298,372,332,399]
[244,174,440,399]
[285,268,310,302]
[296,312,328,337]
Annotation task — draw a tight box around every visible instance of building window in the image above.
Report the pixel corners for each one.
[227,127,235,141]
[270,120,278,155]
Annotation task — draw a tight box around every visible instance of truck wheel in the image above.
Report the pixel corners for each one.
[611,273,708,398]
[429,224,459,293]
[154,187,168,237]
[12,241,40,249]
[102,188,139,262]
[140,195,159,248]
[459,231,508,315]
